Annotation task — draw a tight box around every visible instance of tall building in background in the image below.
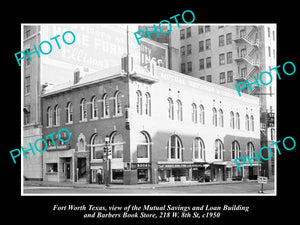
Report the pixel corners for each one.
[23,25,43,180]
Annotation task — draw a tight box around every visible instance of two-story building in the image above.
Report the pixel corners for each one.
[41,56,261,185]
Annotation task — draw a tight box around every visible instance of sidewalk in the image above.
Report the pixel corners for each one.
[24,180,245,190]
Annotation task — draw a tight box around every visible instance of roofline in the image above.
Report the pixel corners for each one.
[41,73,126,97]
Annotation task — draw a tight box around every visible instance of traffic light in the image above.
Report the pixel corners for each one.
[103,146,107,158]
[107,146,112,159]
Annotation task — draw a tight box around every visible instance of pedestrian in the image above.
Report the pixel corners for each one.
[97,169,102,184]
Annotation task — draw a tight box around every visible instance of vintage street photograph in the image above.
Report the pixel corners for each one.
[21,23,276,195]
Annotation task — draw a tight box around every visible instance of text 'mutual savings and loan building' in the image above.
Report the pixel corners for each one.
[41,54,260,185]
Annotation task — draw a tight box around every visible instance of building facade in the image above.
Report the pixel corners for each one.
[40,57,261,185]
[23,25,43,180]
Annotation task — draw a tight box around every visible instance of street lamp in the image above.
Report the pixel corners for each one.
[104,135,111,187]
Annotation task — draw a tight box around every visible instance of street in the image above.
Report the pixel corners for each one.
[23,181,274,195]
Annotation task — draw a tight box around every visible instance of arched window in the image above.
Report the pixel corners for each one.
[231,141,241,159]
[214,139,224,160]
[212,107,217,126]
[111,132,123,158]
[102,93,109,117]
[250,115,255,131]
[137,131,151,159]
[219,109,224,127]
[91,96,98,119]
[46,107,52,127]
[199,104,205,124]
[192,103,197,123]
[145,92,151,116]
[53,104,60,126]
[236,112,240,129]
[245,114,250,131]
[167,135,182,160]
[114,91,122,116]
[193,137,205,160]
[66,102,73,124]
[136,91,142,115]
[176,100,183,121]
[247,142,255,159]
[80,98,87,121]
[230,111,235,129]
[90,134,104,160]
[167,98,174,120]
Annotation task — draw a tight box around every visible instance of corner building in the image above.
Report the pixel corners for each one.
[41,57,260,184]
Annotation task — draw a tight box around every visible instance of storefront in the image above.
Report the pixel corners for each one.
[191,163,211,181]
[157,161,193,183]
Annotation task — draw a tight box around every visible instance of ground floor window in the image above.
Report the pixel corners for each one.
[158,168,190,182]
[46,163,57,173]
[112,169,123,182]
[137,169,150,183]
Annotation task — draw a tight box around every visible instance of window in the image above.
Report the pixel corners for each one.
[226,33,232,45]
[135,91,142,115]
[198,25,203,34]
[250,115,255,131]
[25,76,30,94]
[180,29,185,39]
[91,96,98,119]
[219,109,224,127]
[241,67,247,78]
[206,57,211,68]
[267,27,270,37]
[111,132,123,158]
[199,41,204,52]
[53,105,60,126]
[46,107,52,127]
[241,48,247,58]
[205,39,211,50]
[187,44,192,55]
[91,134,104,160]
[24,106,30,125]
[199,58,204,70]
[231,141,241,160]
[268,46,271,57]
[193,137,205,160]
[206,75,212,82]
[219,35,224,46]
[236,112,240,129]
[247,142,255,159]
[145,92,151,116]
[167,135,182,160]
[167,98,174,120]
[181,63,186,73]
[187,61,192,72]
[227,52,232,64]
[80,98,87,121]
[137,132,151,159]
[192,103,197,123]
[240,29,246,37]
[24,27,31,38]
[230,111,235,129]
[102,94,110,117]
[199,105,205,124]
[212,107,217,126]
[66,102,73,124]
[219,53,225,65]
[46,163,57,173]
[214,139,224,160]
[176,100,183,121]
[114,91,122,116]
[204,25,210,32]
[245,114,250,131]
[227,71,233,83]
[186,27,191,38]
[180,46,185,56]
[220,72,226,84]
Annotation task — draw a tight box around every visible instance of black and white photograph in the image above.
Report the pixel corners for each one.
[4,5,298,224]
[21,23,277,196]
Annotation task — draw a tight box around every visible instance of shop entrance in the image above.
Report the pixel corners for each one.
[77,157,87,180]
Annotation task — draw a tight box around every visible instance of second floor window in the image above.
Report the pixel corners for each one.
[80,98,87,121]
